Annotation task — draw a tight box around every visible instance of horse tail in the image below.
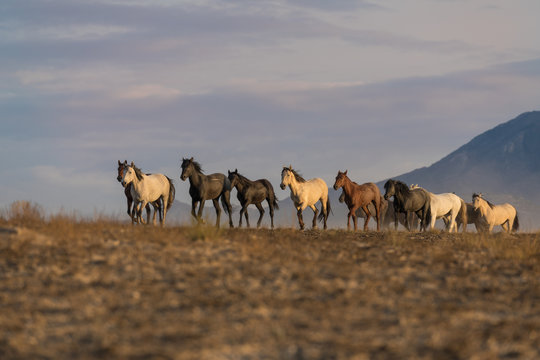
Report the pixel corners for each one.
[513,212,519,232]
[459,199,467,232]
[261,179,279,210]
[166,177,175,211]
[221,177,232,216]
[318,197,332,222]
[423,192,431,230]
[220,193,231,215]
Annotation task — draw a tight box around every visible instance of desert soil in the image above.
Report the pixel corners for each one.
[0,223,539,359]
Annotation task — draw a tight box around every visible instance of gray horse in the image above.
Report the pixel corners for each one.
[180,157,233,228]
[383,179,430,231]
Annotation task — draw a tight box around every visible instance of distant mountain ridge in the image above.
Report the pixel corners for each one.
[168,112,540,230]
[381,111,540,230]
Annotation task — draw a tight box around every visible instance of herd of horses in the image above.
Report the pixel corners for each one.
[116,158,519,233]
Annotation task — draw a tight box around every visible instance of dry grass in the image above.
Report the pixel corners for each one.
[0,202,539,359]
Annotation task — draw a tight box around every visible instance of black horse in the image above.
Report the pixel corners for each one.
[227,169,279,229]
[383,179,430,231]
[180,157,233,228]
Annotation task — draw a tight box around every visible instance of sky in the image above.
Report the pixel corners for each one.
[1,0,540,217]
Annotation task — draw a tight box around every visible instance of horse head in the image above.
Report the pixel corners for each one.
[117,160,128,182]
[333,170,348,190]
[383,179,395,200]
[280,166,291,190]
[228,169,239,188]
[121,165,136,188]
[472,193,483,210]
[180,157,195,181]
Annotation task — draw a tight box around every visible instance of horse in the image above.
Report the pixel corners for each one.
[227,169,279,228]
[339,193,398,229]
[442,202,487,232]
[121,162,175,226]
[117,160,158,224]
[280,165,331,230]
[180,157,233,228]
[424,190,463,232]
[383,179,430,231]
[333,170,380,231]
[411,184,466,233]
[472,193,519,233]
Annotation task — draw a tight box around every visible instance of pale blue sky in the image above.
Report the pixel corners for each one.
[1,0,539,215]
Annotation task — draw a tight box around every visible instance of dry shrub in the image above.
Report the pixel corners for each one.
[3,200,44,226]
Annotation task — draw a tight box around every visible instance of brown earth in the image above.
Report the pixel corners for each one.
[0,216,539,359]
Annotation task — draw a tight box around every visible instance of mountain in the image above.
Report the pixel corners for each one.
[382,111,540,230]
[167,112,540,230]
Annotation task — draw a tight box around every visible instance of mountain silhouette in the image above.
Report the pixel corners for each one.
[167,111,540,230]
[382,111,540,230]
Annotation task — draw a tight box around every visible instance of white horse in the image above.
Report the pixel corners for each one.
[280,166,331,230]
[425,191,463,232]
[472,193,519,233]
[121,162,175,226]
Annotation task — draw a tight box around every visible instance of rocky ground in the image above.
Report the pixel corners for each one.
[0,219,539,359]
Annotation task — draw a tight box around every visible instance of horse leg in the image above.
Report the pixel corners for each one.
[347,209,353,231]
[138,200,148,225]
[310,205,319,229]
[127,197,133,218]
[238,204,245,228]
[430,210,437,231]
[191,199,199,223]
[255,203,265,228]
[212,199,221,228]
[130,202,137,224]
[404,211,411,232]
[297,207,305,230]
[151,202,159,226]
[221,191,234,228]
[159,195,168,227]
[243,205,250,228]
[267,199,275,229]
[361,205,371,231]
[372,200,381,232]
[197,200,206,224]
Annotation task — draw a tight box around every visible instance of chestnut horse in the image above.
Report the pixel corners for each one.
[333,170,381,231]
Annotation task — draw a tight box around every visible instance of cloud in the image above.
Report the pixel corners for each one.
[116,84,181,100]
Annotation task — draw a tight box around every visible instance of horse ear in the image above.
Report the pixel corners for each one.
[235,168,238,173]
[190,157,193,162]
[130,161,134,167]
[228,170,231,175]
[289,165,292,170]
[344,170,348,175]
[118,160,121,165]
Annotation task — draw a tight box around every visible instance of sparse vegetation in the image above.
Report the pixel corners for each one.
[0,202,539,359]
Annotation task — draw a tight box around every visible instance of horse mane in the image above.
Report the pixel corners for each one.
[283,167,306,183]
[183,158,204,174]
[393,180,410,194]
[132,165,144,181]
[233,172,252,186]
[473,193,495,209]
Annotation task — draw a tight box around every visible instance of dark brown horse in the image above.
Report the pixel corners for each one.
[117,160,157,224]
[333,170,381,231]
[228,169,279,229]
